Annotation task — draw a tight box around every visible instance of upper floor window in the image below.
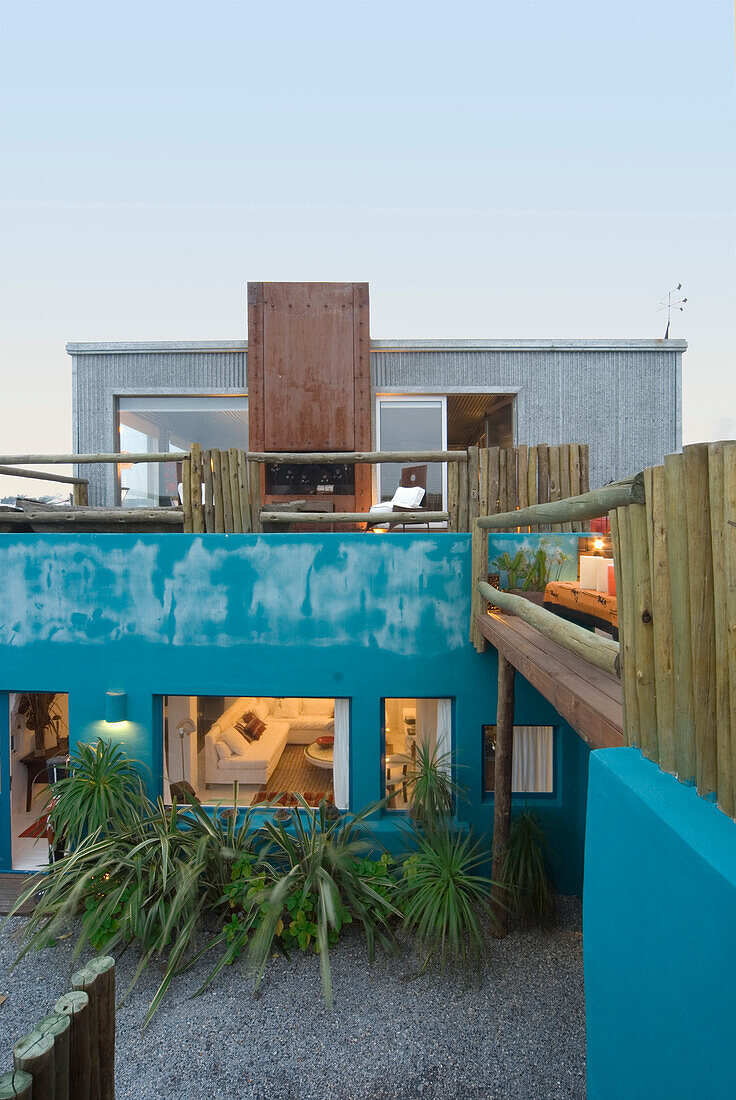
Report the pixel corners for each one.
[376,397,446,512]
[117,395,248,507]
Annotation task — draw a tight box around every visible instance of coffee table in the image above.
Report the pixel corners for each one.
[304,742,333,770]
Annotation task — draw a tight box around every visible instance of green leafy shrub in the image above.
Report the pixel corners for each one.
[502,811,556,927]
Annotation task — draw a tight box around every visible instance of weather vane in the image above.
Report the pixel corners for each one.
[659,283,687,339]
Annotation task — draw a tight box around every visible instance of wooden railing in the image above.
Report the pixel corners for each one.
[475,440,736,820]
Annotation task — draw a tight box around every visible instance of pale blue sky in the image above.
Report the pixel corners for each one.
[1,0,734,494]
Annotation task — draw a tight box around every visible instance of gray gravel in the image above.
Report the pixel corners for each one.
[0,898,585,1099]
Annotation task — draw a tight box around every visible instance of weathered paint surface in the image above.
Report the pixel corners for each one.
[584,749,736,1099]
[0,533,589,887]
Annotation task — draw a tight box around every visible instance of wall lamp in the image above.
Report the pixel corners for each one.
[104,691,127,724]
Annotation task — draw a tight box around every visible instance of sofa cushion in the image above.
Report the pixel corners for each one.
[275,698,301,719]
[302,698,334,717]
[215,740,233,761]
[221,726,250,756]
[288,716,334,732]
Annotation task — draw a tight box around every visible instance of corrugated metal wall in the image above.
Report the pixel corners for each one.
[71,345,247,504]
[70,340,682,504]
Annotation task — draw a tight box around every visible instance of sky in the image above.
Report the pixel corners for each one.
[1,0,734,498]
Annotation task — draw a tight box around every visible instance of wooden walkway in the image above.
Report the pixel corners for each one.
[0,873,41,916]
[477,613,623,750]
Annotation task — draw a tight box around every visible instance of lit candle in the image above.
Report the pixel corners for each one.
[579,555,599,589]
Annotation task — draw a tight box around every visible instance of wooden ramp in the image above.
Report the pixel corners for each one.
[477,613,623,750]
[0,873,41,916]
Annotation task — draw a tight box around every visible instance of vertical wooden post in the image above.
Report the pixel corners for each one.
[189,443,205,533]
[467,445,480,529]
[230,447,245,532]
[683,444,717,797]
[219,451,234,533]
[55,990,91,1100]
[0,1070,33,1099]
[527,445,538,517]
[723,443,736,811]
[629,502,658,761]
[569,444,582,531]
[548,445,561,531]
[645,466,676,776]
[491,655,515,936]
[559,444,572,532]
[664,453,696,784]
[236,450,251,533]
[487,446,500,522]
[609,509,627,736]
[73,482,89,507]
[616,505,641,748]
[537,444,549,531]
[447,462,459,532]
[13,1029,55,1098]
[37,1012,71,1100]
[202,449,215,533]
[707,442,733,816]
[211,449,225,534]
[579,443,590,495]
[457,458,469,532]
[72,966,100,1099]
[86,956,115,1100]
[247,460,262,533]
[517,445,528,531]
[181,457,193,533]
[498,449,508,526]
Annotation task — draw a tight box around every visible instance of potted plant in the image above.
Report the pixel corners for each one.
[16,693,63,754]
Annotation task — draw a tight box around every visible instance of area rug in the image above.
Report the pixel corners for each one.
[255,744,333,808]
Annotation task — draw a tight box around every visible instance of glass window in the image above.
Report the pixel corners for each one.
[376,397,446,512]
[162,695,348,810]
[483,725,554,794]
[117,395,248,507]
[383,698,452,810]
[8,692,70,871]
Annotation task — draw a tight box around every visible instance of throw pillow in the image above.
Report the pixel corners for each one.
[234,719,254,743]
[215,741,233,761]
[239,710,265,741]
[251,698,271,723]
[220,726,250,757]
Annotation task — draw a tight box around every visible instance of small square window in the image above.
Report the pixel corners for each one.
[484,725,554,795]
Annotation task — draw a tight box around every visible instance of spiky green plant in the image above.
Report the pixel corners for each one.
[46,738,151,849]
[247,796,400,1007]
[398,823,496,978]
[502,811,556,927]
[9,785,263,1025]
[405,739,462,831]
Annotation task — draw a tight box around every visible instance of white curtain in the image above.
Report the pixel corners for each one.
[435,699,452,775]
[333,698,350,810]
[511,726,554,793]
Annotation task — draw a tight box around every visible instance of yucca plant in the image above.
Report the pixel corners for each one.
[405,740,462,831]
[398,823,496,979]
[502,811,556,927]
[247,796,400,1007]
[46,738,151,850]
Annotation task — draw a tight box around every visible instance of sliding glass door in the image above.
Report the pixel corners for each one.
[375,396,447,512]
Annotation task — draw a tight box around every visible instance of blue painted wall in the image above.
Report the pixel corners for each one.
[584,748,736,1100]
[0,533,588,889]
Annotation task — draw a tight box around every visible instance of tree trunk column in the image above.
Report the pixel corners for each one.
[491,655,515,936]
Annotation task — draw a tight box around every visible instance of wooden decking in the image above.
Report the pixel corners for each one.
[0,873,41,916]
[477,612,623,750]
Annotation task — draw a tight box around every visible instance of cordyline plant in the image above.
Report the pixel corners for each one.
[502,811,556,928]
[45,738,151,850]
[405,739,464,831]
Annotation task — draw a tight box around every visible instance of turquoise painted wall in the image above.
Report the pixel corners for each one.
[584,748,736,1100]
[0,533,589,889]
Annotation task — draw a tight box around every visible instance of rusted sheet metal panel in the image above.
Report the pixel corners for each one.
[252,282,362,452]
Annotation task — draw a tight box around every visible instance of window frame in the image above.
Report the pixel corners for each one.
[380,696,455,814]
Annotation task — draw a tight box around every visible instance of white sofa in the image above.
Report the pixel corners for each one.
[204,697,334,787]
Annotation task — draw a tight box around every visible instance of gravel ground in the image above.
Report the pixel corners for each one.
[0,898,585,1100]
